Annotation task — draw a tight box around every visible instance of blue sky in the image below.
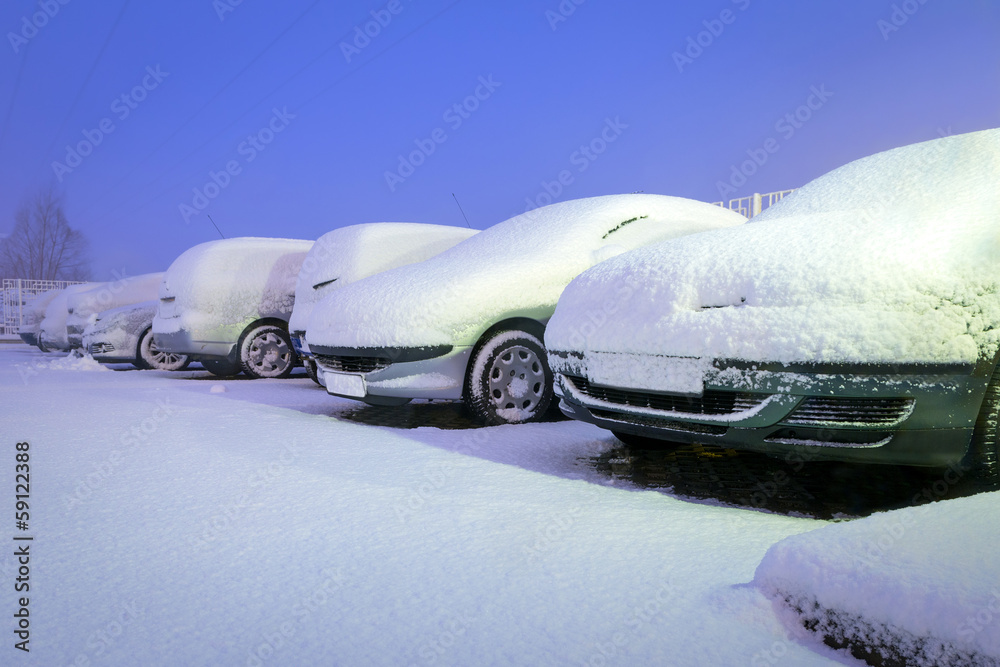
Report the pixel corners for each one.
[1,0,998,280]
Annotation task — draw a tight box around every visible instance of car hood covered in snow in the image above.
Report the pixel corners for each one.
[288,223,477,335]
[307,194,746,349]
[546,129,1000,368]
[154,237,313,335]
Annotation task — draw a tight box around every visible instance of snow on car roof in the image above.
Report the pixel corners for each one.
[288,223,477,334]
[307,194,746,349]
[159,237,313,325]
[68,272,164,319]
[546,128,1000,368]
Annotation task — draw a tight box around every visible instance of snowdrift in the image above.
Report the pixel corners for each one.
[755,491,1000,665]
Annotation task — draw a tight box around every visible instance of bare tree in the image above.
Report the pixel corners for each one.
[0,187,90,280]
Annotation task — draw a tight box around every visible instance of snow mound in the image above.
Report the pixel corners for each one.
[40,351,110,372]
[546,129,1000,367]
[307,195,745,348]
[754,491,1000,664]
[154,237,313,334]
[288,223,476,334]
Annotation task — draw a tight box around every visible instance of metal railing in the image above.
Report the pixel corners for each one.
[1,279,86,336]
[712,189,797,218]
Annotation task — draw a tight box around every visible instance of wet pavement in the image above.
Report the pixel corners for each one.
[338,400,983,521]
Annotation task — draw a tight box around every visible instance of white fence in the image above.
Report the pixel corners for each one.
[712,189,796,218]
[1,279,86,336]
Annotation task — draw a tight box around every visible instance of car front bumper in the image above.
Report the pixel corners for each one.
[311,344,469,404]
[19,333,37,346]
[550,352,990,467]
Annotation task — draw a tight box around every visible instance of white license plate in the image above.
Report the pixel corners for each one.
[325,372,366,398]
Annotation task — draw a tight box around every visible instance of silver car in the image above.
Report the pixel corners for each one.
[84,300,190,370]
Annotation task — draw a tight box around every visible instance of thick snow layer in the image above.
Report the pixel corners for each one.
[39,283,100,348]
[755,492,1000,662]
[67,273,164,332]
[0,344,846,666]
[307,195,745,349]
[547,129,1000,371]
[153,237,313,335]
[17,289,63,334]
[288,223,476,335]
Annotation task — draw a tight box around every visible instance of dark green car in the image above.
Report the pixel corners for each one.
[545,128,1000,486]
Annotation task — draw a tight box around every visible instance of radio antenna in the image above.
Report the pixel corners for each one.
[452,193,472,229]
[207,214,226,239]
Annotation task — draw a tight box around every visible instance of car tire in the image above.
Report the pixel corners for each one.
[36,340,48,353]
[135,329,191,371]
[968,363,1000,490]
[240,324,296,379]
[202,357,242,377]
[464,328,553,426]
[303,358,322,386]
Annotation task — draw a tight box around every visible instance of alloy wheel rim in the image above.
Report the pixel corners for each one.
[488,345,545,412]
[248,332,291,375]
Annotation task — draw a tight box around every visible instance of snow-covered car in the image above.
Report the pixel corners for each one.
[84,300,190,370]
[545,129,1000,483]
[18,289,63,349]
[289,223,478,384]
[39,283,99,351]
[307,194,746,424]
[66,273,164,349]
[152,237,313,378]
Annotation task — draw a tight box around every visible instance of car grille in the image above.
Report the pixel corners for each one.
[89,343,115,354]
[314,354,391,374]
[563,375,765,416]
[781,396,915,427]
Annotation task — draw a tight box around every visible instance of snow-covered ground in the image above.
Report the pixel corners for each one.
[1,344,863,666]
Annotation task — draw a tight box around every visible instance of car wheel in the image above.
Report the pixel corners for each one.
[202,358,242,377]
[36,339,48,353]
[136,329,191,371]
[303,358,322,386]
[968,364,1000,489]
[464,328,553,426]
[240,324,296,379]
